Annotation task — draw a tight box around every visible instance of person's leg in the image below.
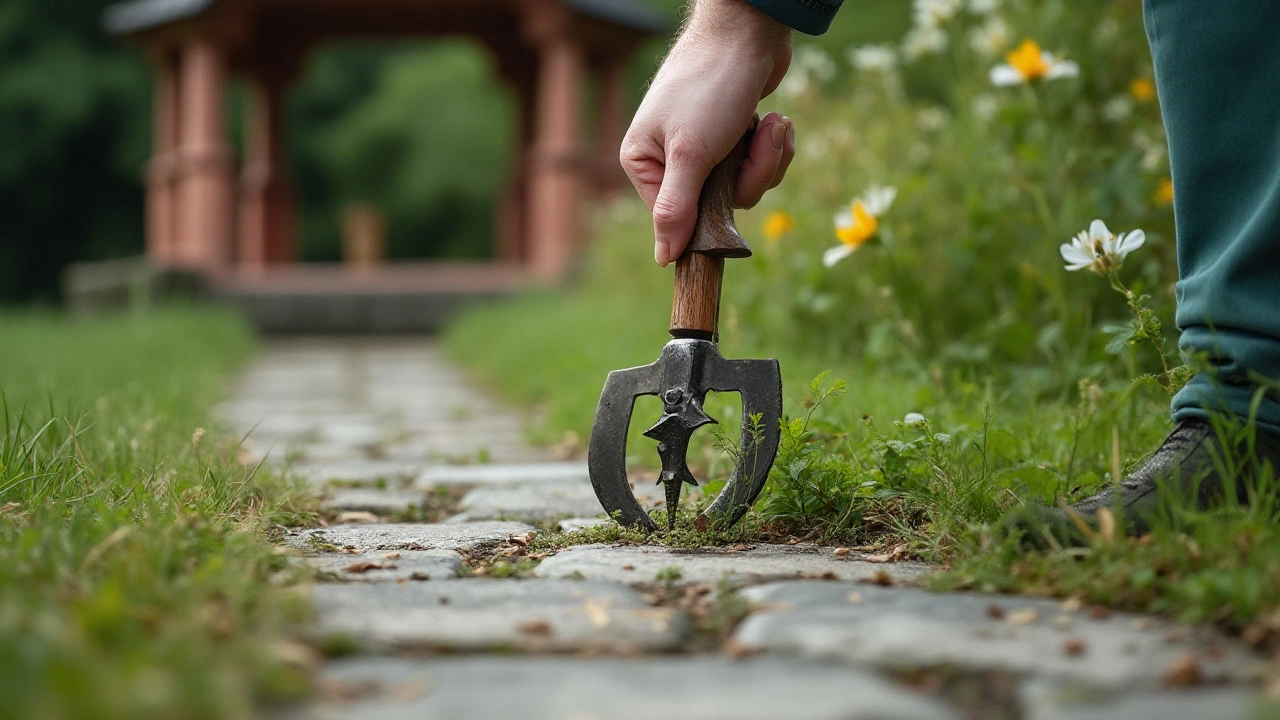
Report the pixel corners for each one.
[1012,0,1280,542]
[1146,0,1280,430]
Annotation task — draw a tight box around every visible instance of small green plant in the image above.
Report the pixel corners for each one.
[654,565,683,585]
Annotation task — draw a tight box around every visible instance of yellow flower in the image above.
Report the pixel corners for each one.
[989,39,1079,86]
[1154,178,1174,206]
[1129,78,1155,102]
[825,185,896,267]
[836,202,878,247]
[762,211,796,241]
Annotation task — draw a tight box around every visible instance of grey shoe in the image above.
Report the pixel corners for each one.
[1010,419,1280,545]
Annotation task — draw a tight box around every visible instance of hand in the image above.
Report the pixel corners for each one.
[621,0,796,266]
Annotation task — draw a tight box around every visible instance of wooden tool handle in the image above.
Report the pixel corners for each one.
[669,116,758,340]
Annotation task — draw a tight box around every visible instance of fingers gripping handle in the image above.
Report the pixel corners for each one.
[669,116,759,340]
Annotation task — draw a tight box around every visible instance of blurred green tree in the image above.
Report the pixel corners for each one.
[0,0,149,302]
[290,42,514,261]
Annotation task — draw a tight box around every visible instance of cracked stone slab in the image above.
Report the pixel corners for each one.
[303,550,463,583]
[283,522,535,554]
[310,579,690,653]
[449,481,604,522]
[322,488,425,514]
[732,582,1259,690]
[1021,681,1264,720]
[289,656,952,720]
[534,543,935,587]
[415,461,588,488]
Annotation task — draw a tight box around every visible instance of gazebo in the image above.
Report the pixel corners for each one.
[104,0,665,285]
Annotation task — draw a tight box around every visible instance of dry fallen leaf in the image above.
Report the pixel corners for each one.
[270,639,320,673]
[1060,597,1083,613]
[518,620,553,635]
[1089,605,1111,620]
[335,511,380,524]
[582,599,611,629]
[383,551,402,560]
[727,543,751,552]
[1062,638,1086,657]
[0,502,21,515]
[621,564,635,571]
[1007,608,1039,626]
[869,570,893,587]
[846,591,863,604]
[509,531,536,547]
[410,572,431,581]
[833,547,852,557]
[985,604,1005,620]
[723,638,761,659]
[865,545,908,564]
[1163,653,1202,687]
[388,676,434,703]
[343,561,396,574]
[321,678,382,702]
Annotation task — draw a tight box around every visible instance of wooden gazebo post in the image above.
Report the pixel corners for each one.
[238,68,297,269]
[145,48,180,265]
[594,54,631,195]
[526,7,586,281]
[175,37,235,270]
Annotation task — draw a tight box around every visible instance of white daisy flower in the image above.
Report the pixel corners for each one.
[968,16,1010,57]
[824,186,897,268]
[902,24,949,60]
[1060,219,1146,275]
[913,0,962,27]
[848,44,898,72]
[990,39,1080,86]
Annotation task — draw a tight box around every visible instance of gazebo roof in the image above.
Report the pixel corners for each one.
[104,0,669,36]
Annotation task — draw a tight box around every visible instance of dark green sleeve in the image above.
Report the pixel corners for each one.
[743,0,843,35]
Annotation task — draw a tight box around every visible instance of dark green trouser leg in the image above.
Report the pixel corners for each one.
[1144,0,1280,433]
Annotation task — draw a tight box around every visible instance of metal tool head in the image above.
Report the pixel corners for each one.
[588,338,781,531]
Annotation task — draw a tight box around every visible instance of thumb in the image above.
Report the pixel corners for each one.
[651,156,710,267]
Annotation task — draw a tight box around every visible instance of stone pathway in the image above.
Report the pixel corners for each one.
[222,338,1272,720]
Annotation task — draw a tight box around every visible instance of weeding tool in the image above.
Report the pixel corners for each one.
[588,118,783,531]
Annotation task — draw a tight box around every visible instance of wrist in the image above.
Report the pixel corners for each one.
[687,0,791,50]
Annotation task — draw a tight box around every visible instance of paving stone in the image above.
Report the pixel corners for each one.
[1021,681,1263,720]
[559,517,611,532]
[303,550,463,583]
[534,543,935,587]
[732,582,1258,690]
[449,481,603,522]
[321,488,426,514]
[309,579,690,653]
[294,460,424,487]
[381,443,540,465]
[288,656,952,720]
[415,461,588,487]
[317,420,387,449]
[284,522,535,554]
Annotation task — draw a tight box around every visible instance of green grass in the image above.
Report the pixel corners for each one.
[0,308,317,719]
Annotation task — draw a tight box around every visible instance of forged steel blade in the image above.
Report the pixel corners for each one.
[588,338,782,531]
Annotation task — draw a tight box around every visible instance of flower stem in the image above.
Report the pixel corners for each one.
[1108,271,1174,394]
